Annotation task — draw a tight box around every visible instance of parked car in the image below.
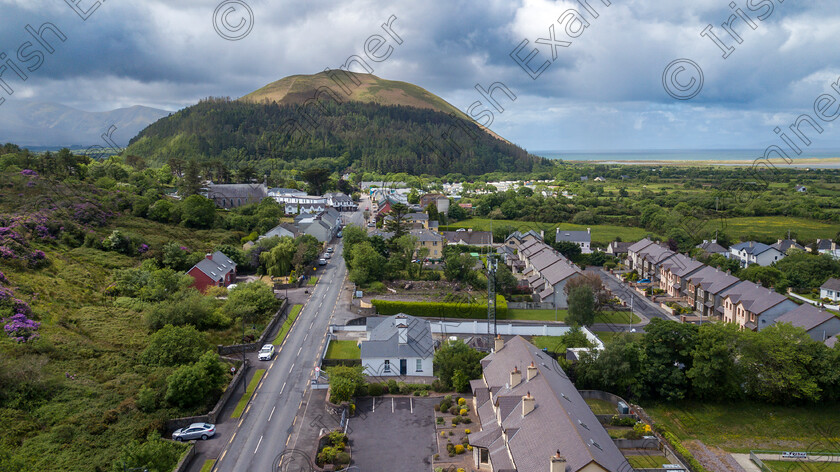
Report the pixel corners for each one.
[172,423,215,441]
[337,231,343,238]
[319,258,327,266]
[367,222,375,227]
[324,253,331,259]
[638,278,651,284]
[258,344,275,361]
[327,247,334,253]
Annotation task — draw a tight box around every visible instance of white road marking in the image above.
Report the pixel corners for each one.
[392,397,394,413]
[254,435,263,454]
[297,346,302,356]
[268,406,275,422]
[411,397,413,414]
[289,363,295,373]
[304,332,308,341]
[279,382,286,395]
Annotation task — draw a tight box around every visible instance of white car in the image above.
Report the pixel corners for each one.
[319,258,327,266]
[324,253,332,259]
[258,344,275,361]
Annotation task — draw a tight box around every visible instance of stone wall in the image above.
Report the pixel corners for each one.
[166,359,249,431]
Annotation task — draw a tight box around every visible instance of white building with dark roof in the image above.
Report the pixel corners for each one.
[822,278,840,303]
[205,183,268,208]
[555,228,592,254]
[360,314,434,377]
[774,304,840,342]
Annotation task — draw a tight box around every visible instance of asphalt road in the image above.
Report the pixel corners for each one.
[596,268,676,325]
[213,212,361,472]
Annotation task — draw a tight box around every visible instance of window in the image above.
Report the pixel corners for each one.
[384,360,391,373]
[750,314,755,322]
[416,359,423,372]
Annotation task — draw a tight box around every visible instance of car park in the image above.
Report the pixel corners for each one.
[258,344,275,361]
[172,423,215,441]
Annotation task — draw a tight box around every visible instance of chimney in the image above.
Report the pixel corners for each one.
[550,451,567,472]
[527,361,538,381]
[494,335,504,353]
[510,367,522,388]
[522,391,535,417]
[749,241,754,247]
[540,230,545,240]
[205,253,213,260]
[726,269,731,275]
[587,227,591,234]
[396,315,408,344]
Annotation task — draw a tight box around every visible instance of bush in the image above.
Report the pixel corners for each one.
[457,397,466,406]
[140,324,210,366]
[464,428,471,434]
[659,427,710,472]
[449,406,459,415]
[368,383,384,396]
[371,295,508,320]
[610,415,637,427]
[387,379,398,394]
[329,365,366,404]
[164,352,227,408]
[137,386,157,413]
[454,444,465,454]
[452,416,461,425]
[439,400,451,412]
[459,408,467,416]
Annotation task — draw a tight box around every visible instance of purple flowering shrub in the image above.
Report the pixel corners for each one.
[2,313,40,342]
[0,271,8,284]
[20,169,38,177]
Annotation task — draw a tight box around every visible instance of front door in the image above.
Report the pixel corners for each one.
[400,359,407,376]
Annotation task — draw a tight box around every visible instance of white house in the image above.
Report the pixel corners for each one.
[360,314,434,377]
[555,228,592,254]
[821,278,840,303]
[728,241,784,267]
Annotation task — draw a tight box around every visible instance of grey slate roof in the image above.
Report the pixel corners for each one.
[469,336,629,472]
[639,244,676,265]
[541,260,580,286]
[441,230,492,246]
[659,253,704,278]
[191,251,236,282]
[205,183,268,200]
[817,239,836,251]
[410,228,444,242]
[607,241,633,254]
[555,229,590,244]
[721,281,790,315]
[686,266,742,295]
[775,304,837,331]
[627,238,655,254]
[772,239,804,253]
[822,278,840,291]
[696,240,728,254]
[731,241,775,255]
[826,334,839,348]
[360,314,434,359]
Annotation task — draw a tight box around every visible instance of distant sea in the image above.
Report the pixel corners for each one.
[534,149,840,168]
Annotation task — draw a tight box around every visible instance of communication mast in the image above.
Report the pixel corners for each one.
[486,254,498,349]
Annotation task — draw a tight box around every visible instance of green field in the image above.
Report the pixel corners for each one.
[585,398,617,415]
[441,216,839,243]
[764,460,840,471]
[645,401,840,452]
[272,304,303,346]
[231,369,265,419]
[626,455,671,468]
[595,331,644,344]
[325,340,361,359]
[508,309,640,324]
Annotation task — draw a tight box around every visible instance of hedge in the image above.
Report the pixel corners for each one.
[656,426,709,472]
[371,295,508,320]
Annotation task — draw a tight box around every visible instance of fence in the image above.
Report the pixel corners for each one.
[171,443,196,472]
[750,452,771,472]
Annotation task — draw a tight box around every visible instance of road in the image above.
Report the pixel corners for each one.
[213,211,363,472]
[596,268,676,325]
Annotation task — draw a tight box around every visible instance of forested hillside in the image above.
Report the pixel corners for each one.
[126,98,547,176]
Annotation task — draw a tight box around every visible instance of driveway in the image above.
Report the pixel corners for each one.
[349,397,437,472]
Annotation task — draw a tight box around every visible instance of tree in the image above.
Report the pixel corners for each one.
[161,242,190,271]
[223,282,280,321]
[328,365,366,403]
[686,322,744,400]
[640,319,698,401]
[575,335,643,399]
[180,194,216,228]
[433,340,486,392]
[385,202,410,237]
[425,202,439,222]
[261,236,297,276]
[178,159,202,197]
[303,168,330,195]
[566,285,596,327]
[565,272,610,311]
[148,199,174,223]
[140,325,210,366]
[494,263,518,295]
[348,241,387,285]
[407,188,419,204]
[447,204,467,222]
[164,352,227,408]
[739,265,782,289]
[553,241,582,261]
[111,432,184,472]
[443,253,474,282]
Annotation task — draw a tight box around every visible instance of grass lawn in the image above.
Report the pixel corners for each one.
[508,309,640,324]
[441,219,650,243]
[645,401,840,452]
[231,369,265,419]
[325,340,361,359]
[308,276,319,286]
[764,460,840,472]
[272,304,303,346]
[199,460,216,472]
[595,331,644,344]
[585,398,617,415]
[626,455,671,468]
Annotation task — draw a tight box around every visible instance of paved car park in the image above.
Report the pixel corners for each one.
[349,397,438,472]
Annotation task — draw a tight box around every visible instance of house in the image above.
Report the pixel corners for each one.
[658,253,704,298]
[774,304,840,342]
[795,185,807,192]
[684,266,742,317]
[411,229,445,260]
[729,241,785,267]
[594,176,606,182]
[721,281,798,331]
[625,238,655,272]
[813,239,840,259]
[296,210,340,242]
[555,228,592,254]
[324,192,357,211]
[405,212,430,229]
[605,241,632,256]
[260,223,300,240]
[637,244,676,281]
[821,278,840,302]
[505,230,543,249]
[468,336,629,472]
[360,314,434,377]
[419,193,450,214]
[204,183,268,208]
[696,240,728,257]
[442,229,493,247]
[187,252,237,293]
[772,239,805,254]
[536,261,582,308]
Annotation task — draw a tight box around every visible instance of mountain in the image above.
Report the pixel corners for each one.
[127,72,547,176]
[0,101,170,148]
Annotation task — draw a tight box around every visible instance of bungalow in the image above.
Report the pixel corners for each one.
[468,336,629,472]
[360,314,434,377]
[658,253,704,298]
[821,278,840,303]
[729,241,784,267]
[721,281,798,331]
[204,183,268,208]
[187,251,237,293]
[260,222,300,240]
[813,239,840,259]
[774,304,840,342]
[684,266,742,317]
[442,229,493,247]
[555,228,592,254]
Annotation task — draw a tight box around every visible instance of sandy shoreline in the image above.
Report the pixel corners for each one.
[568,157,840,167]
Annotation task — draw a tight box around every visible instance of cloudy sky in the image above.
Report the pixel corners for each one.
[2,0,840,152]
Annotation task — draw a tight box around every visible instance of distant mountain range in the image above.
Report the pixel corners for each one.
[127,72,546,176]
[0,101,170,148]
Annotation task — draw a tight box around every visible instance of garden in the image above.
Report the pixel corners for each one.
[432,395,476,472]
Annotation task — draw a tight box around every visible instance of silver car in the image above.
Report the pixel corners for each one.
[172,423,215,441]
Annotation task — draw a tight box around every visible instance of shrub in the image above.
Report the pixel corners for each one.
[371,295,508,320]
[137,386,157,413]
[437,417,444,425]
[449,406,459,415]
[439,400,451,412]
[462,417,472,424]
[368,383,384,396]
[464,428,471,434]
[140,324,209,366]
[387,379,398,394]
[457,397,466,406]
[441,431,446,437]
[610,415,637,427]
[433,403,440,412]
[459,408,468,416]
[452,416,461,425]
[454,444,465,454]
